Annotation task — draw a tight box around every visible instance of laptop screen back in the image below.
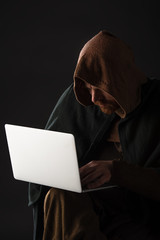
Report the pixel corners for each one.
[5,124,82,192]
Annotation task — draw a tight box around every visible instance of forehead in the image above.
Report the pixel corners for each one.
[84,82,97,89]
[84,82,105,93]
[84,81,115,100]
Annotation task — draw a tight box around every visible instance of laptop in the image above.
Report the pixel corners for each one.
[5,124,117,193]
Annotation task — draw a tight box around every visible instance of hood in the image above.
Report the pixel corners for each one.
[73,30,147,118]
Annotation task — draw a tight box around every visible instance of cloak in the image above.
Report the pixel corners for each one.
[29,79,160,240]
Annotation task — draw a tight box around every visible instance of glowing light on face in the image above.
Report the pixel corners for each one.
[85,82,119,114]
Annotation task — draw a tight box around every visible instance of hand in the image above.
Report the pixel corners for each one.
[79,160,113,189]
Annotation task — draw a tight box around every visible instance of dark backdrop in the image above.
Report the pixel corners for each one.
[1,1,160,239]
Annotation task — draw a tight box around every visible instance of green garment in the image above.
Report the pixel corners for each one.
[29,79,160,240]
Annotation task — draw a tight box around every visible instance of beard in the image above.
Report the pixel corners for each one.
[99,105,116,114]
[95,101,118,115]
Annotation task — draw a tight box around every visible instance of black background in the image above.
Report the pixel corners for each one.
[1,1,160,239]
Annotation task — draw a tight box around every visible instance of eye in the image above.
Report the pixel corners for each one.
[85,86,92,94]
[88,88,92,94]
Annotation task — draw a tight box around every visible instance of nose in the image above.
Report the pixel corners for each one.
[91,88,99,103]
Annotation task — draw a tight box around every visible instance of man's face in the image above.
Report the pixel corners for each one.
[84,82,119,115]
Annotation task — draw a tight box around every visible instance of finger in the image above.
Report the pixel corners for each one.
[86,175,107,189]
[81,170,103,186]
[80,161,97,178]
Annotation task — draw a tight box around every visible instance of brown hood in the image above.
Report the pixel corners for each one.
[73,30,147,118]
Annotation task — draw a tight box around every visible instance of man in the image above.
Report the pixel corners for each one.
[29,30,160,240]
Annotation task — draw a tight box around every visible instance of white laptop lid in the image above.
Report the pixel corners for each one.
[5,124,82,193]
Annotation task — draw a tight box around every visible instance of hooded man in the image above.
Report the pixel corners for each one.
[29,31,160,240]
